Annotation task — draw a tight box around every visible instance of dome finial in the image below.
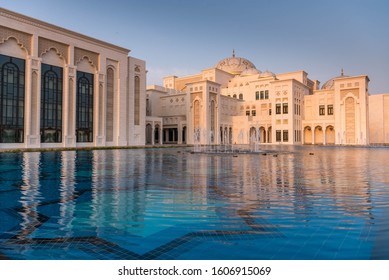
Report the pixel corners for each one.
[232,49,235,58]
[341,68,344,76]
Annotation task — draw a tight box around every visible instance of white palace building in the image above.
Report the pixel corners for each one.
[146,51,389,146]
[1,8,389,150]
[0,8,146,149]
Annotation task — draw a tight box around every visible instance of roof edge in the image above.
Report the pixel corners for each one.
[0,7,130,54]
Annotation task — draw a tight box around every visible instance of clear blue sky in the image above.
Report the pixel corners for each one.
[1,0,389,93]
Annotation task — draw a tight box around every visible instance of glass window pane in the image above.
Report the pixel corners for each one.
[76,71,94,142]
[0,54,25,143]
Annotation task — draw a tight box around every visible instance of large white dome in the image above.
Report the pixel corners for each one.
[215,50,257,75]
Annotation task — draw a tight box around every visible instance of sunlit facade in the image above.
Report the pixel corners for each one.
[0,8,146,149]
[147,51,389,146]
[2,8,389,150]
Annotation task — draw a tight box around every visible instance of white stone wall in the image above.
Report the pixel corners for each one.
[0,8,145,149]
[369,94,389,144]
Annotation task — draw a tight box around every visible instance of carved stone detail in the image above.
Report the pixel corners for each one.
[0,25,32,54]
[74,47,99,70]
[31,59,40,70]
[340,89,359,101]
[38,37,69,63]
[67,66,75,77]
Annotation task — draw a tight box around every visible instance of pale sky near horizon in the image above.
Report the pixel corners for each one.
[1,0,389,93]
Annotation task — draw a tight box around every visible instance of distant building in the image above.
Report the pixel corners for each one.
[147,51,389,146]
[0,8,146,149]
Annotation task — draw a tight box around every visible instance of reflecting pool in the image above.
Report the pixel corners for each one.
[0,145,389,259]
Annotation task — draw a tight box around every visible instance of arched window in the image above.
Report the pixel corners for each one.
[345,97,355,144]
[106,68,114,141]
[210,100,215,142]
[239,93,243,100]
[194,100,200,130]
[0,54,25,143]
[145,123,152,144]
[154,124,160,144]
[40,64,63,143]
[134,76,140,125]
[76,71,94,142]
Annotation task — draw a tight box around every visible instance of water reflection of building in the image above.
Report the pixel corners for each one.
[19,153,41,239]
[59,151,76,236]
[11,148,385,242]
[91,150,147,232]
[190,151,375,222]
[300,148,374,219]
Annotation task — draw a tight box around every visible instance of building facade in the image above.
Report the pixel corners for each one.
[0,8,146,149]
[2,9,388,150]
[147,51,389,146]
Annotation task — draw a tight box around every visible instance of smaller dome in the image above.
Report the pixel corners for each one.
[240,68,261,76]
[322,69,349,90]
[260,70,276,78]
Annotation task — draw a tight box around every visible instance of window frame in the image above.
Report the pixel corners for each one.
[276,103,281,114]
[40,63,63,143]
[328,104,334,115]
[283,130,289,142]
[276,130,282,142]
[319,105,325,116]
[283,103,288,114]
[0,54,25,143]
[76,71,94,143]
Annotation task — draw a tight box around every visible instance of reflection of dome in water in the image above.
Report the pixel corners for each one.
[322,69,349,90]
[215,50,257,75]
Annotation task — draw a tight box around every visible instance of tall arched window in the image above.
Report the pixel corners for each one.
[345,97,355,144]
[106,68,114,141]
[0,54,25,143]
[194,100,200,130]
[134,76,140,125]
[76,71,94,142]
[194,100,200,142]
[210,100,215,142]
[146,123,152,144]
[154,124,160,144]
[41,63,63,143]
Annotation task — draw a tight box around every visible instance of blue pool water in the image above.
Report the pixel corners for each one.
[0,145,388,260]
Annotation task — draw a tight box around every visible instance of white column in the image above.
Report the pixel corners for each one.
[25,55,40,148]
[151,123,155,145]
[312,124,315,145]
[64,65,76,147]
[323,124,327,145]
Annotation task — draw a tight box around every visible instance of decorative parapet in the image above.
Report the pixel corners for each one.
[74,47,99,70]
[0,25,32,54]
[38,37,69,63]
